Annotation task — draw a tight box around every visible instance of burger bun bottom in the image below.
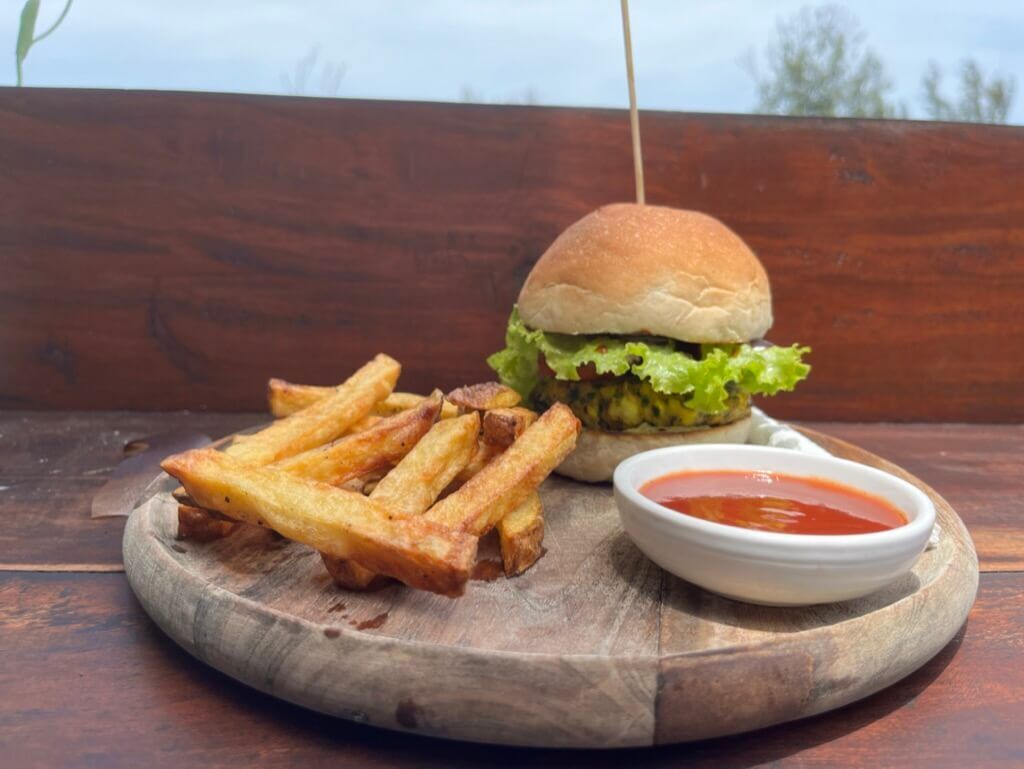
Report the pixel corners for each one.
[555,416,753,483]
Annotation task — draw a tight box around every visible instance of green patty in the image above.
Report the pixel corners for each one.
[532,376,751,432]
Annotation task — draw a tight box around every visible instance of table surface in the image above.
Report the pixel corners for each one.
[2,411,1022,769]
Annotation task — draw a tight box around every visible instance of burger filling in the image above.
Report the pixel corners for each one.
[488,308,810,432]
[533,376,751,431]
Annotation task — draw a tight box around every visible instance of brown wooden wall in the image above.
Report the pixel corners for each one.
[1,88,1022,420]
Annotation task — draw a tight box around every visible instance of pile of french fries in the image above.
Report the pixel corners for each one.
[161,354,581,597]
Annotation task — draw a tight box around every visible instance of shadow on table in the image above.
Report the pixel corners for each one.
[137,590,966,769]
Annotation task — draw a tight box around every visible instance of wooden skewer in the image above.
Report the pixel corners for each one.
[620,0,645,205]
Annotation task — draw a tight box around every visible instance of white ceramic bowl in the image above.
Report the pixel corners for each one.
[613,445,936,606]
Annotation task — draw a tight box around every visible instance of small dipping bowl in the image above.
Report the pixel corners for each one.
[613,445,936,606]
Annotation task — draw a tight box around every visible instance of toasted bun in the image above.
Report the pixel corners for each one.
[555,416,753,483]
[518,204,772,343]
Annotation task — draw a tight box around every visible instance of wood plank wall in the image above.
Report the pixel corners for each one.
[2,89,1022,419]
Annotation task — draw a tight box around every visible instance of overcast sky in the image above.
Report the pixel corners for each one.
[5,0,1023,123]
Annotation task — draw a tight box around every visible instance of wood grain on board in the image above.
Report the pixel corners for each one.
[118,426,977,747]
[2,89,1023,419]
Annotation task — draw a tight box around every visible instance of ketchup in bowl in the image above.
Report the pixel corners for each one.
[639,470,907,535]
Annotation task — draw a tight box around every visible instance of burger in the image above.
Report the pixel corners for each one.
[487,203,810,482]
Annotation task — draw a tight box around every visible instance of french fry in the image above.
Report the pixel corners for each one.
[268,380,457,420]
[267,379,329,416]
[177,504,238,542]
[425,403,580,536]
[452,438,504,486]
[370,412,481,516]
[327,412,482,590]
[482,407,538,447]
[349,414,383,433]
[176,414,389,506]
[498,493,544,577]
[173,381,424,536]
[446,382,521,412]
[273,393,442,486]
[171,356,399,509]
[377,393,459,419]
[228,354,400,466]
[357,472,385,494]
[161,449,477,596]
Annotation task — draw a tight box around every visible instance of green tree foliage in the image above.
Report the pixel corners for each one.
[748,4,905,118]
[922,60,1016,123]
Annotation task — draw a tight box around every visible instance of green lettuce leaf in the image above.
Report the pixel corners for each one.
[486,307,811,414]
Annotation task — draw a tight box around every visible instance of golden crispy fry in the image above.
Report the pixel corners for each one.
[273,393,441,486]
[482,407,538,447]
[376,392,458,419]
[161,449,477,596]
[426,403,580,536]
[177,504,238,542]
[337,467,388,495]
[229,354,400,466]
[498,493,544,577]
[452,438,504,486]
[371,412,481,515]
[172,385,427,530]
[357,473,385,495]
[268,380,457,420]
[349,414,383,433]
[446,382,521,412]
[266,379,327,417]
[329,412,482,590]
[172,428,260,504]
[174,382,397,501]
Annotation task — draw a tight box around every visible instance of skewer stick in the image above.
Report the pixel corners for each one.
[620,0,645,205]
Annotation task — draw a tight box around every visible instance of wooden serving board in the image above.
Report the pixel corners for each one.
[123,427,978,748]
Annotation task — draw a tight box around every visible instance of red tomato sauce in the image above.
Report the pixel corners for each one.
[640,470,907,535]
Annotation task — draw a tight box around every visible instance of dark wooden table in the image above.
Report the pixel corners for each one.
[2,411,1022,768]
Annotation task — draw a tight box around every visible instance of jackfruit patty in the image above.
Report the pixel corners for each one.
[531,376,751,432]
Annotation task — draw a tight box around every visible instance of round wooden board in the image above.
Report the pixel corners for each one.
[123,427,978,748]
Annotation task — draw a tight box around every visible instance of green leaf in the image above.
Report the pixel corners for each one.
[16,0,40,63]
[487,307,811,415]
[485,311,545,398]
